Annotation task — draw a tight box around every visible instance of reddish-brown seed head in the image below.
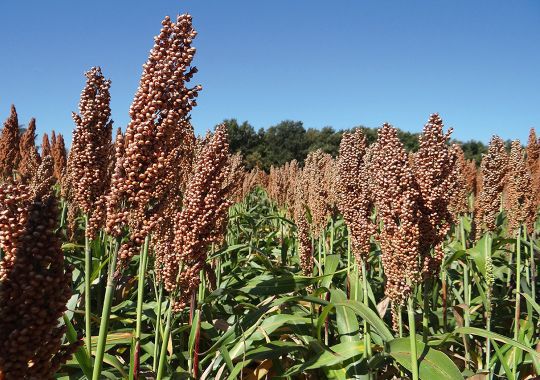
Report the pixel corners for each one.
[0,105,21,181]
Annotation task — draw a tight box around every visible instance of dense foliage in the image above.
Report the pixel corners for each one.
[224,118,492,170]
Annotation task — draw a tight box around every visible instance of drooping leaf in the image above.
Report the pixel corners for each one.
[388,337,463,380]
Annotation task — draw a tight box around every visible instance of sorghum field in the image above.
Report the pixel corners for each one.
[1,13,539,380]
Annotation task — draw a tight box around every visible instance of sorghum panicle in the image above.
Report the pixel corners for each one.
[449,144,469,218]
[42,132,52,158]
[303,149,335,236]
[475,136,508,234]
[368,123,422,327]
[0,160,78,379]
[413,114,456,277]
[284,160,300,215]
[297,211,313,276]
[30,157,55,200]
[336,129,374,263]
[106,14,200,266]
[526,128,539,173]
[223,152,245,205]
[267,165,288,208]
[505,140,535,233]
[162,124,231,311]
[293,168,313,276]
[18,118,41,184]
[0,105,21,181]
[242,167,265,199]
[526,128,540,211]
[51,132,67,183]
[65,66,113,239]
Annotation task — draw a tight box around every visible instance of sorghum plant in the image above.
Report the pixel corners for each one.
[162,124,231,310]
[42,132,52,157]
[505,140,534,234]
[106,14,200,267]
[0,105,21,181]
[51,132,67,182]
[303,149,336,237]
[413,114,456,278]
[18,118,41,184]
[0,158,78,379]
[65,66,113,239]
[336,129,373,263]
[368,123,422,323]
[475,136,508,234]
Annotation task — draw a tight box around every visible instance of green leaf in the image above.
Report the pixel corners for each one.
[492,340,514,380]
[317,304,336,342]
[227,360,251,380]
[239,273,323,296]
[333,301,394,342]
[331,289,360,343]
[284,341,366,375]
[522,292,540,316]
[244,341,305,361]
[220,347,234,372]
[467,234,488,276]
[104,353,128,378]
[63,314,93,379]
[321,254,340,288]
[388,337,462,380]
[455,327,540,358]
[188,309,201,360]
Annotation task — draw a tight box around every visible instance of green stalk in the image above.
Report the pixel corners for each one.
[460,216,470,328]
[361,259,372,360]
[135,236,150,342]
[60,199,67,228]
[330,218,334,254]
[152,283,163,372]
[462,252,471,369]
[530,232,536,306]
[459,217,472,368]
[347,227,352,275]
[156,301,173,380]
[422,281,430,343]
[199,269,205,303]
[354,261,359,301]
[322,229,327,270]
[407,294,419,380]
[216,247,221,288]
[318,235,323,275]
[92,238,120,380]
[484,232,492,373]
[513,226,522,378]
[441,270,448,332]
[84,214,92,354]
[281,221,286,266]
[398,306,403,338]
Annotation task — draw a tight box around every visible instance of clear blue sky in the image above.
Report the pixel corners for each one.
[0,1,539,143]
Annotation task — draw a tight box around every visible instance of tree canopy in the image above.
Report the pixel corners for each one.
[221,119,490,170]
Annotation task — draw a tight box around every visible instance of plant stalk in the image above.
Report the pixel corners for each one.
[484,232,492,373]
[152,283,163,372]
[361,258,372,371]
[135,236,150,342]
[513,226,522,378]
[156,301,172,380]
[92,238,120,380]
[422,281,430,343]
[84,214,92,354]
[407,295,419,380]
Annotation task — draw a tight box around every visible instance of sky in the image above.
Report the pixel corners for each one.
[0,1,539,144]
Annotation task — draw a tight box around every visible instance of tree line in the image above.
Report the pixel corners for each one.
[223,119,490,170]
